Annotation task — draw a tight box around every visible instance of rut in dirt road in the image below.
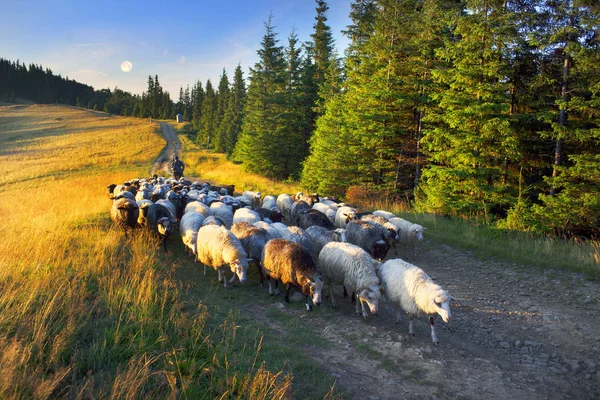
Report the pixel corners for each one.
[149,123,182,177]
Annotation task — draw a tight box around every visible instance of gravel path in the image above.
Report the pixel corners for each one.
[149,123,182,176]
[251,239,600,399]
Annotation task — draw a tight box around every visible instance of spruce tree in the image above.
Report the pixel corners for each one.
[221,65,246,157]
[214,69,231,153]
[232,13,288,178]
[198,80,216,148]
[418,0,520,218]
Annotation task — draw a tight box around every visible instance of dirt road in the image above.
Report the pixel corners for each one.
[149,123,182,176]
[237,239,600,399]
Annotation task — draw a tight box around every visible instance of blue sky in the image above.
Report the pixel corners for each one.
[0,0,352,97]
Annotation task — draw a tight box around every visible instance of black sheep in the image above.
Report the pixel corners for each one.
[297,208,335,231]
[147,203,173,252]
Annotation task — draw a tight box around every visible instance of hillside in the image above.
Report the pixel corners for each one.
[0,105,599,399]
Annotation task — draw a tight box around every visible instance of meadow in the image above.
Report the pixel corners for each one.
[1,104,597,399]
[0,105,322,399]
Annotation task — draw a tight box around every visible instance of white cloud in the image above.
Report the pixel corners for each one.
[177,55,186,64]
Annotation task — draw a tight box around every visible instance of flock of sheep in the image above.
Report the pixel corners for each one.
[107,177,453,344]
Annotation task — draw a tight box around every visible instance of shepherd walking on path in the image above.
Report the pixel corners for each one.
[171,156,185,180]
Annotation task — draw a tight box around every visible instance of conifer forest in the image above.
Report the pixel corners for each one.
[1,0,599,238]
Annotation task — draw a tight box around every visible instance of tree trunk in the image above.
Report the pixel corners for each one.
[550,10,573,197]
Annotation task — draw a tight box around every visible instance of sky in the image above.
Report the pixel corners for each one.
[0,0,352,97]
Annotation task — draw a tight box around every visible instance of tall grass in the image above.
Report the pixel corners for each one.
[0,105,294,398]
[354,196,600,279]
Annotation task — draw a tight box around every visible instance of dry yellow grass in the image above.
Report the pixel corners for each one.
[0,104,293,398]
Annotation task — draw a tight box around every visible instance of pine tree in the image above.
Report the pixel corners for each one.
[214,69,231,153]
[222,65,246,157]
[232,13,288,178]
[526,1,600,236]
[198,80,216,148]
[418,0,520,218]
[183,85,191,121]
[192,81,204,128]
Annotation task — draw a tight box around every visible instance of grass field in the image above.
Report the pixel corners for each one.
[0,105,335,399]
[1,104,597,398]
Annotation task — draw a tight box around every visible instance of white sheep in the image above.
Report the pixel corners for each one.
[195,224,249,289]
[373,210,397,220]
[378,259,452,344]
[335,206,358,229]
[179,212,206,257]
[209,201,234,229]
[262,195,279,211]
[253,221,282,239]
[242,190,262,210]
[389,217,425,259]
[233,207,262,224]
[184,200,212,217]
[305,226,347,257]
[312,202,337,224]
[276,194,294,221]
[318,242,381,319]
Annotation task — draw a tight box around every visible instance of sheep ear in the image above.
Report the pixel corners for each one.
[379,284,385,293]
[450,295,456,301]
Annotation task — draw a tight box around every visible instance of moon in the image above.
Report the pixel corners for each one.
[120,61,133,72]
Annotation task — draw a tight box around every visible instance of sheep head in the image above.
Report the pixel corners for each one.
[431,290,452,323]
[304,275,323,306]
[372,240,390,261]
[157,217,171,236]
[357,286,381,315]
[412,225,425,241]
[230,259,248,284]
[333,228,347,242]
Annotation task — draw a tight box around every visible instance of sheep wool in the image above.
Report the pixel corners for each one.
[195,225,249,289]
[318,242,381,318]
[262,239,323,311]
[378,258,452,344]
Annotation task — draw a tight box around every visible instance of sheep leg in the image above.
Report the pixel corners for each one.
[221,268,230,290]
[161,236,168,253]
[329,281,337,309]
[395,304,403,324]
[360,300,369,320]
[256,261,264,287]
[355,298,362,317]
[284,284,291,303]
[430,316,439,344]
[268,278,274,295]
[351,292,356,304]
[342,285,348,299]
[393,241,399,256]
[229,273,237,284]
[305,295,312,311]
[408,315,415,336]
[218,269,224,282]
[203,265,207,275]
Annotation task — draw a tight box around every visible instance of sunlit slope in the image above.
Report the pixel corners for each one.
[0,104,298,398]
[0,104,164,234]
[0,104,163,185]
